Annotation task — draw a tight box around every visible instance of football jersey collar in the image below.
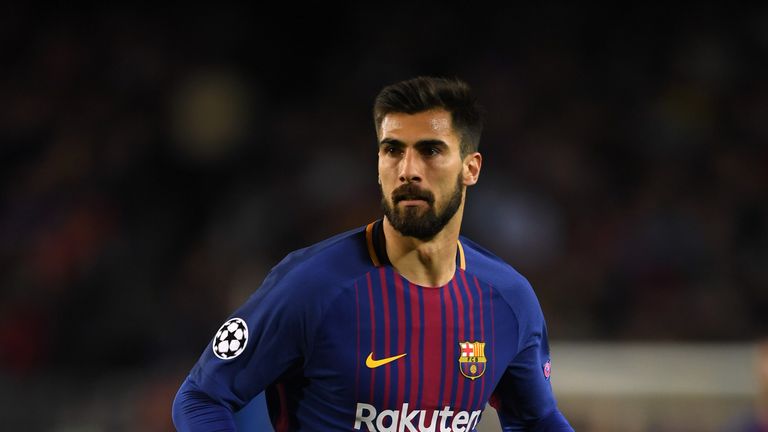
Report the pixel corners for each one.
[365,219,466,271]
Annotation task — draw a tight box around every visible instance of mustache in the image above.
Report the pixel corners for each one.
[392,183,434,205]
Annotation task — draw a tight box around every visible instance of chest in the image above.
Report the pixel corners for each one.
[306,270,518,413]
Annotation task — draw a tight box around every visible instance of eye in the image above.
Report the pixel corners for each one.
[383,145,402,156]
[422,146,441,156]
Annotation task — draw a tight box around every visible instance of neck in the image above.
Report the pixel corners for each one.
[382,206,463,287]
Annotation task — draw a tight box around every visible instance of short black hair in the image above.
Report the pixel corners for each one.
[373,76,484,157]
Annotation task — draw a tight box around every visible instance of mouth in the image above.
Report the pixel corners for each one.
[394,193,431,204]
[397,198,428,207]
[391,184,434,207]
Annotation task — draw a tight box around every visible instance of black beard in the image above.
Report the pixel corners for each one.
[381,174,464,241]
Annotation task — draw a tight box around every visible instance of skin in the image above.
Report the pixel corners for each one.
[377,109,482,287]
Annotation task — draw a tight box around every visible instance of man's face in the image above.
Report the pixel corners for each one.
[378,109,467,240]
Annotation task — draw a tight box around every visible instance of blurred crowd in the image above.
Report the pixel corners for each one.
[0,4,766,431]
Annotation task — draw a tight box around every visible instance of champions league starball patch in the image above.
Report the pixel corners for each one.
[212,318,249,360]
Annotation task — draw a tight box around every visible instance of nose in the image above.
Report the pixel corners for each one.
[398,148,422,183]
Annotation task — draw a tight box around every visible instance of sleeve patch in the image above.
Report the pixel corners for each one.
[212,318,249,360]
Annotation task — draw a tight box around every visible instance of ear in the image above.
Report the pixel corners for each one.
[462,152,482,186]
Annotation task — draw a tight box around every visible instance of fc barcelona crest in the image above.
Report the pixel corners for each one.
[458,341,486,380]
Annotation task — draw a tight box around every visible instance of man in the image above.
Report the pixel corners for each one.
[172,76,573,431]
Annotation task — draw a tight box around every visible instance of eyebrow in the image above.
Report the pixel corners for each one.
[379,138,449,150]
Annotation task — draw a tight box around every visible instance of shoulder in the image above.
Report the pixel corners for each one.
[258,224,372,298]
[230,224,373,340]
[460,236,533,293]
[460,236,543,317]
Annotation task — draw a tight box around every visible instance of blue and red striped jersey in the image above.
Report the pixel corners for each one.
[173,220,573,431]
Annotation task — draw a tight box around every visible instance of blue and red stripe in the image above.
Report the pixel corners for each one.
[379,267,392,408]
[394,272,407,407]
[366,272,376,404]
[354,281,361,402]
[352,264,499,419]
[470,274,486,410]
[421,285,443,411]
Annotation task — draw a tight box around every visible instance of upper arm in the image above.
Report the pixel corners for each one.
[186,269,312,411]
[490,282,572,431]
[491,318,557,429]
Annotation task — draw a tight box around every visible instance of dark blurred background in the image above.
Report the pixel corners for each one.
[1,3,766,431]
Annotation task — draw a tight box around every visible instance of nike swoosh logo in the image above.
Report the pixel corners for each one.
[365,352,407,368]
